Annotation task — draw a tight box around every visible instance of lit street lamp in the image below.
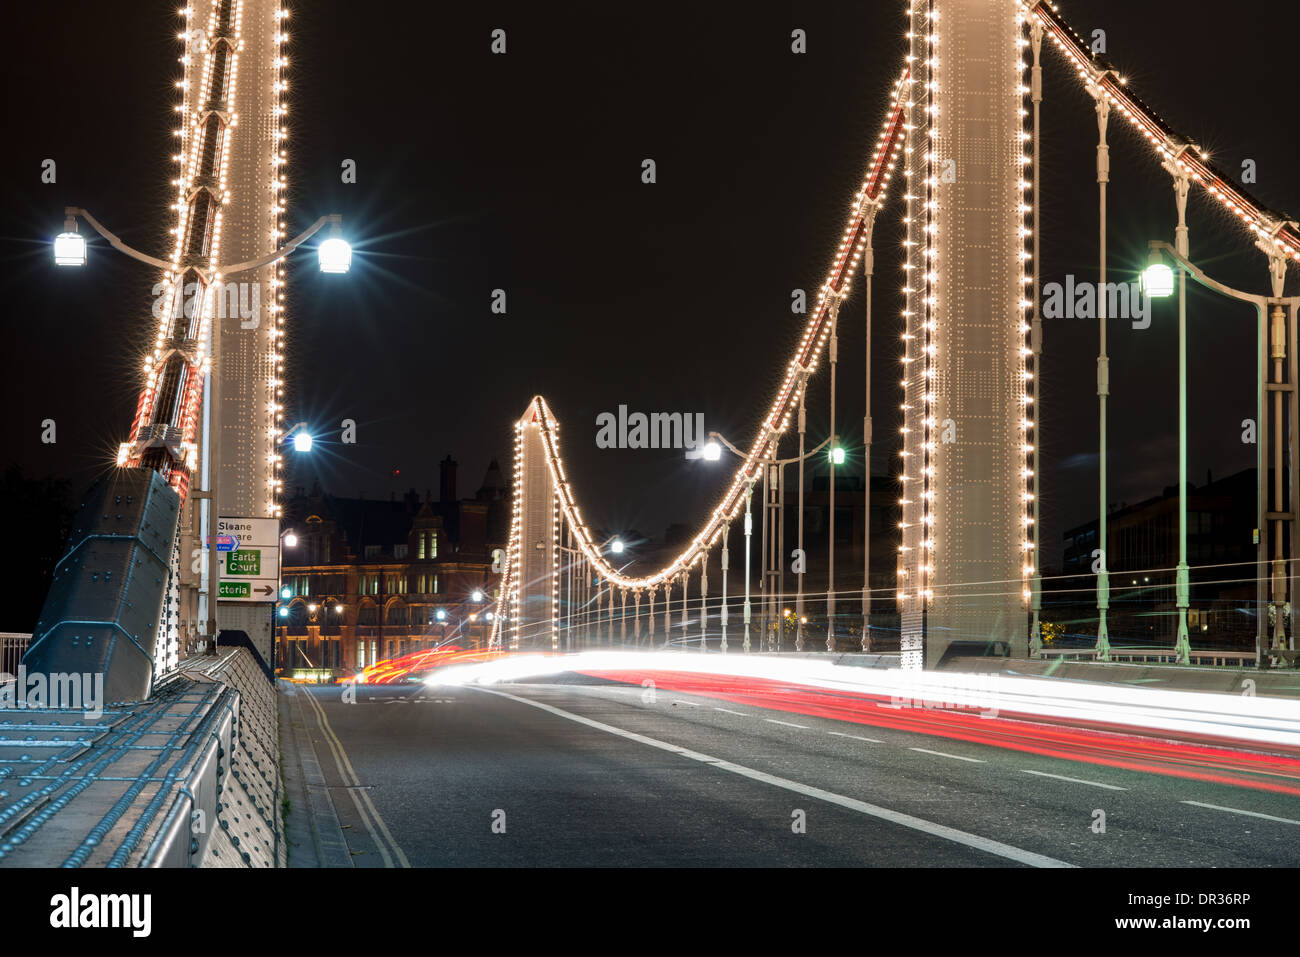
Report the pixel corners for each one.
[695,430,828,653]
[1144,239,1300,667]
[52,206,350,654]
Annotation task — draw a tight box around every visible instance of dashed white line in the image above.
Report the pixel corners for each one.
[764,718,810,729]
[714,707,749,716]
[672,699,702,707]
[476,687,1073,867]
[909,747,985,764]
[1021,769,1126,791]
[1181,800,1300,826]
[827,731,883,744]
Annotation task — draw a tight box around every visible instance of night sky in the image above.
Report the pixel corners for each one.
[3,0,1299,575]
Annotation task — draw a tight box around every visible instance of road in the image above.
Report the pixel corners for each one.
[283,675,1300,867]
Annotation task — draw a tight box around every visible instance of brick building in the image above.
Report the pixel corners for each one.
[275,456,508,676]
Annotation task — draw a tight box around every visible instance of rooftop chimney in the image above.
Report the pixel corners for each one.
[440,454,458,503]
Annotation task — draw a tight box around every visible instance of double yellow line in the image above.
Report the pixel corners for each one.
[299,687,410,868]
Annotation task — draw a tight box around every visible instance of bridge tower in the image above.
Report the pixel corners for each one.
[899,0,1033,668]
[509,404,559,650]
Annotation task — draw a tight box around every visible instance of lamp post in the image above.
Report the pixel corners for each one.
[54,208,350,654]
[1142,240,1300,667]
[696,430,829,653]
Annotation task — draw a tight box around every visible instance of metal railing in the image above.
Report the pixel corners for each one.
[0,633,30,676]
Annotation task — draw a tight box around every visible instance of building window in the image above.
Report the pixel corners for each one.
[429,532,438,558]
[365,545,381,560]
[395,544,408,559]
[417,535,426,560]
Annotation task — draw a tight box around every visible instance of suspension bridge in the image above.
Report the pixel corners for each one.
[6,0,1300,874]
[490,0,1300,672]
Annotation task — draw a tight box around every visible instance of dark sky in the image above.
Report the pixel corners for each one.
[3,0,1299,574]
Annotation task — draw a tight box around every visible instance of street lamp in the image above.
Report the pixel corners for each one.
[695,430,829,653]
[694,432,756,652]
[53,214,86,266]
[1144,239,1300,667]
[51,207,350,654]
[283,421,314,453]
[608,538,625,555]
[1140,250,1176,300]
[317,219,352,274]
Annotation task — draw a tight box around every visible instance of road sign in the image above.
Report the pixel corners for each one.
[218,581,277,599]
[217,517,280,604]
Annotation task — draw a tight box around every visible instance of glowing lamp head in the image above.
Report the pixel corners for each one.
[283,531,298,547]
[609,538,625,555]
[702,440,722,462]
[472,589,484,602]
[318,237,352,274]
[334,604,344,614]
[293,431,313,452]
[435,608,447,622]
[1140,250,1175,300]
[280,586,292,600]
[54,231,86,267]
[830,446,846,465]
[278,606,289,618]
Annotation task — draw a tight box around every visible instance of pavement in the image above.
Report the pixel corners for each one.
[281,674,1300,867]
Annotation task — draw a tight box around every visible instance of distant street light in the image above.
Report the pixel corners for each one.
[608,538,625,555]
[282,530,298,548]
[280,586,292,600]
[472,589,484,602]
[829,445,846,465]
[702,440,722,461]
[294,432,313,452]
[435,608,447,622]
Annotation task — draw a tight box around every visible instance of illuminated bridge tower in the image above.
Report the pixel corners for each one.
[899,0,1033,669]
[509,404,560,650]
[124,0,290,670]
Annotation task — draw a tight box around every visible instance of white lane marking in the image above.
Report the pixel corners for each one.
[714,707,749,716]
[1181,800,1300,826]
[764,718,810,729]
[475,687,1074,868]
[1021,769,1126,791]
[909,747,985,764]
[673,699,702,707]
[827,731,884,744]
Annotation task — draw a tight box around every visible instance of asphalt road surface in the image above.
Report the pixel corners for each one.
[285,676,1300,867]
